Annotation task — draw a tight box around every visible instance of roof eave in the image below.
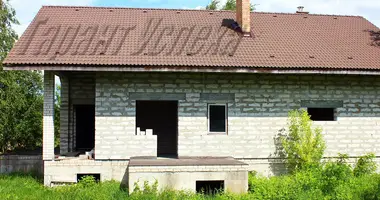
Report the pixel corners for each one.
[4,64,380,75]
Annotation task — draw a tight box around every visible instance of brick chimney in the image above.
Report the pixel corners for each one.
[236,0,251,36]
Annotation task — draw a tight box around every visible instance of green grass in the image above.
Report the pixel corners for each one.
[1,170,380,200]
[0,173,249,200]
[249,172,380,200]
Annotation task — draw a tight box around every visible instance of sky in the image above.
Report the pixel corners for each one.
[8,0,380,36]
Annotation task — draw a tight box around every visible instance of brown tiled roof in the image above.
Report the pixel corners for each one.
[4,6,380,70]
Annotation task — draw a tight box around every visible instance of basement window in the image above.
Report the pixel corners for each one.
[208,104,227,133]
[307,108,335,121]
[77,174,100,182]
[196,180,224,194]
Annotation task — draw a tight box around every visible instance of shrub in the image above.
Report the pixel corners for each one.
[353,153,377,177]
[77,175,97,188]
[248,165,380,200]
[320,154,354,197]
[333,173,380,200]
[280,109,326,173]
[248,169,324,200]
[131,180,159,199]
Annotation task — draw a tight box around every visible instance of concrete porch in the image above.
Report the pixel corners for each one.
[127,156,249,193]
[44,156,248,193]
[44,159,129,186]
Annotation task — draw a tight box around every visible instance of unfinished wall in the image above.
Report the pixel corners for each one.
[94,72,380,169]
[59,72,95,154]
[60,74,70,154]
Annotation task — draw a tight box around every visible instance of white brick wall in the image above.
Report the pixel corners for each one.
[43,72,55,160]
[93,72,380,162]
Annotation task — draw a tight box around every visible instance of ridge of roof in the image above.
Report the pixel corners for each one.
[41,5,364,18]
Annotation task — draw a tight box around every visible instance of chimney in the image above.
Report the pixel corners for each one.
[236,0,251,36]
[296,6,309,14]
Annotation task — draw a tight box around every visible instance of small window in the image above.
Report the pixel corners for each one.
[208,104,227,133]
[307,108,335,121]
[77,174,100,182]
[196,180,224,194]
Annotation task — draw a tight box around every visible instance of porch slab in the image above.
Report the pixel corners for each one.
[128,157,248,194]
[44,160,129,186]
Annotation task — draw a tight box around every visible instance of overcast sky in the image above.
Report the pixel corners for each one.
[9,0,380,36]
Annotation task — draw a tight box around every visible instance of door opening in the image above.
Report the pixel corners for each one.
[75,105,95,152]
[136,101,178,157]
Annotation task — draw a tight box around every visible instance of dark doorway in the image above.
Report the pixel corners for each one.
[136,101,178,157]
[75,105,95,151]
[196,180,224,194]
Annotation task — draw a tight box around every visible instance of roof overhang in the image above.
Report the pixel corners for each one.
[4,65,380,75]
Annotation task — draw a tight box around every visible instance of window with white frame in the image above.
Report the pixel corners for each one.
[208,104,227,133]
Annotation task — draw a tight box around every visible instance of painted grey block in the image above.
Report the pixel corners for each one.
[200,93,235,102]
[301,100,343,108]
[130,92,186,100]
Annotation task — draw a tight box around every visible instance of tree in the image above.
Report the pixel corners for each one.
[0,0,18,62]
[368,30,380,47]
[0,0,43,153]
[280,109,326,173]
[206,0,219,10]
[206,0,256,11]
[223,0,236,11]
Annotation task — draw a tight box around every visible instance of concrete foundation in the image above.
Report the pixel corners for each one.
[44,157,248,193]
[128,168,248,193]
[44,160,129,186]
[127,157,248,193]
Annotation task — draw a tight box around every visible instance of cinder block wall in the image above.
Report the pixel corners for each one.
[60,72,95,154]
[95,72,157,159]
[0,155,43,174]
[94,72,380,165]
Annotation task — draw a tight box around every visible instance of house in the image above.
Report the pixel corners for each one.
[4,0,380,193]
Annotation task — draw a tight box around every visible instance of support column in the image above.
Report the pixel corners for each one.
[59,75,70,154]
[43,72,55,160]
